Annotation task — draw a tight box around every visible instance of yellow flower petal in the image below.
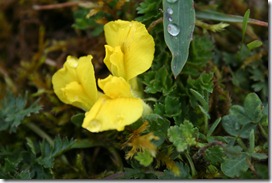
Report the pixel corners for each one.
[52,55,97,111]
[98,75,132,98]
[82,96,143,132]
[104,20,155,81]
[104,45,126,79]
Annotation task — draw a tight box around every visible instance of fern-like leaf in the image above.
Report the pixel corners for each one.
[0,92,42,133]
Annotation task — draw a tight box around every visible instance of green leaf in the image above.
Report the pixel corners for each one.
[247,40,263,50]
[249,129,255,153]
[242,9,250,42]
[144,114,170,146]
[159,162,191,179]
[205,146,224,165]
[221,154,249,178]
[37,136,75,168]
[223,145,243,158]
[190,89,209,111]
[196,10,267,27]
[163,0,195,78]
[187,73,214,94]
[71,139,101,149]
[134,150,153,167]
[243,93,263,122]
[143,65,173,94]
[222,112,257,138]
[207,118,221,137]
[250,153,268,160]
[222,93,264,138]
[165,95,182,117]
[71,113,85,127]
[136,0,161,24]
[168,120,198,152]
[0,92,42,133]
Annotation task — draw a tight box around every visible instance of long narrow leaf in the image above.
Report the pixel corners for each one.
[163,0,195,78]
[196,10,268,27]
[242,9,250,42]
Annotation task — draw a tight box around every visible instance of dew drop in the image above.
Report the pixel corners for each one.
[234,122,240,130]
[116,115,125,124]
[168,17,173,22]
[166,7,173,15]
[67,60,78,68]
[167,0,178,3]
[90,120,101,131]
[167,23,180,36]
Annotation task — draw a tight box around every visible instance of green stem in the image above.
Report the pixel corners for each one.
[185,151,197,178]
[236,137,247,151]
[108,147,123,171]
[143,97,157,103]
[25,122,54,146]
[258,124,268,139]
[204,115,208,135]
[25,122,70,165]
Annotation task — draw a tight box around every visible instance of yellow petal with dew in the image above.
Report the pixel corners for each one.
[104,20,155,80]
[98,75,132,98]
[82,96,143,133]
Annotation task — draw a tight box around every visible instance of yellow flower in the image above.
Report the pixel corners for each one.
[82,75,143,132]
[104,20,155,81]
[52,55,98,111]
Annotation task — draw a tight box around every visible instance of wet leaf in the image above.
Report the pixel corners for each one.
[163,0,195,78]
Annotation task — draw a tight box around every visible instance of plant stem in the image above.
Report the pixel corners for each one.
[25,122,54,146]
[25,122,70,166]
[236,137,247,151]
[258,124,268,139]
[33,2,78,10]
[108,147,124,171]
[185,151,197,178]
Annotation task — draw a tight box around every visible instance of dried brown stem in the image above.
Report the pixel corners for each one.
[33,2,79,11]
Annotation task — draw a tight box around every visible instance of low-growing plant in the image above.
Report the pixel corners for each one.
[0,0,268,179]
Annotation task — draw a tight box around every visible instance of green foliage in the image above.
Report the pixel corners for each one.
[34,136,75,168]
[143,114,170,146]
[223,44,268,100]
[0,136,75,179]
[0,92,42,133]
[221,154,249,178]
[247,40,263,50]
[168,120,199,152]
[134,150,153,167]
[242,9,250,43]
[0,0,268,180]
[136,0,161,24]
[204,146,224,165]
[222,93,265,138]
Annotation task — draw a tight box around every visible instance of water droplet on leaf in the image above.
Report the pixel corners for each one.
[167,0,178,3]
[234,122,240,130]
[168,17,173,22]
[167,23,180,36]
[167,7,173,15]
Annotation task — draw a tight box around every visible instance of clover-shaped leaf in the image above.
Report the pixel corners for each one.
[243,93,263,122]
[222,93,264,138]
[221,154,249,178]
